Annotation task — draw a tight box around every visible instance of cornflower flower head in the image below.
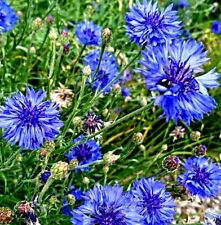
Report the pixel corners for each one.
[125,0,182,46]
[83,49,119,94]
[83,111,103,134]
[131,177,176,225]
[0,1,18,33]
[0,87,63,150]
[204,210,221,225]
[177,157,221,198]
[65,134,102,172]
[75,21,101,46]
[71,184,143,225]
[136,39,220,125]
[62,185,84,216]
[211,20,221,34]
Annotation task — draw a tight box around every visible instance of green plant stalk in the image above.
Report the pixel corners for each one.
[38,176,54,204]
[58,102,152,154]
[62,74,87,136]
[93,42,106,76]
[47,40,56,98]
[55,45,64,87]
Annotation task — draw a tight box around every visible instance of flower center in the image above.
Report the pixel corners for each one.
[142,194,163,214]
[193,168,210,183]
[93,203,126,225]
[0,12,6,22]
[84,29,96,39]
[145,11,163,30]
[18,105,40,127]
[159,59,199,94]
[75,144,92,161]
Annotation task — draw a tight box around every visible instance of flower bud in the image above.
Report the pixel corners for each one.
[132,132,144,144]
[139,144,145,151]
[49,28,58,40]
[49,196,58,205]
[103,151,120,165]
[50,161,69,180]
[60,28,69,44]
[82,177,90,185]
[17,11,23,17]
[67,194,76,205]
[102,28,112,44]
[63,43,70,55]
[194,145,207,157]
[32,17,42,30]
[112,83,121,95]
[39,148,47,157]
[190,131,201,141]
[162,155,180,172]
[68,159,78,170]
[0,207,12,224]
[161,144,168,151]
[82,65,91,77]
[29,46,36,54]
[46,15,53,26]
[139,96,147,107]
[103,165,109,173]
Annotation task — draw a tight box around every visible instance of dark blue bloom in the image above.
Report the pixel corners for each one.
[0,1,18,33]
[177,157,221,198]
[131,178,176,225]
[65,134,102,171]
[83,49,119,94]
[125,0,182,46]
[211,20,221,34]
[121,87,130,97]
[62,185,84,216]
[0,87,63,150]
[75,21,101,46]
[71,184,143,225]
[40,171,51,183]
[136,39,220,125]
[83,111,103,134]
[173,0,189,10]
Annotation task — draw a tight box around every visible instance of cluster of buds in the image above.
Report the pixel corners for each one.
[0,207,13,224]
[162,155,180,172]
[169,126,185,142]
[103,151,120,166]
[50,83,74,109]
[50,161,69,180]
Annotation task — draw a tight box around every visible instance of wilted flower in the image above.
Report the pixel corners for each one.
[131,178,176,225]
[0,207,12,224]
[162,155,180,172]
[71,184,143,224]
[50,83,74,108]
[194,145,207,157]
[83,111,103,134]
[137,39,220,125]
[65,134,102,172]
[102,27,112,43]
[0,87,63,150]
[61,185,84,216]
[125,0,182,46]
[75,21,101,46]
[83,49,119,94]
[103,151,120,165]
[169,126,185,141]
[211,20,221,34]
[0,1,18,33]
[177,157,221,198]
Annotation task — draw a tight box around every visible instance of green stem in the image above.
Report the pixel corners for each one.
[71,44,86,73]
[94,42,105,76]
[38,26,50,52]
[47,40,56,98]
[62,74,87,136]
[38,177,54,204]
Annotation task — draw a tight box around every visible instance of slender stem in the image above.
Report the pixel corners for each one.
[93,42,105,76]
[47,40,56,98]
[38,177,54,204]
[71,44,86,73]
[38,26,50,52]
[62,74,87,136]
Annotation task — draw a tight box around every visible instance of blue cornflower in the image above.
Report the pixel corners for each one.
[83,111,103,134]
[71,184,143,225]
[65,134,102,171]
[0,1,18,33]
[75,21,101,46]
[121,69,132,83]
[177,157,221,198]
[131,178,176,225]
[125,0,182,46]
[121,87,130,97]
[0,87,63,150]
[62,185,84,216]
[136,39,220,125]
[204,210,221,225]
[83,49,119,94]
[211,20,221,34]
